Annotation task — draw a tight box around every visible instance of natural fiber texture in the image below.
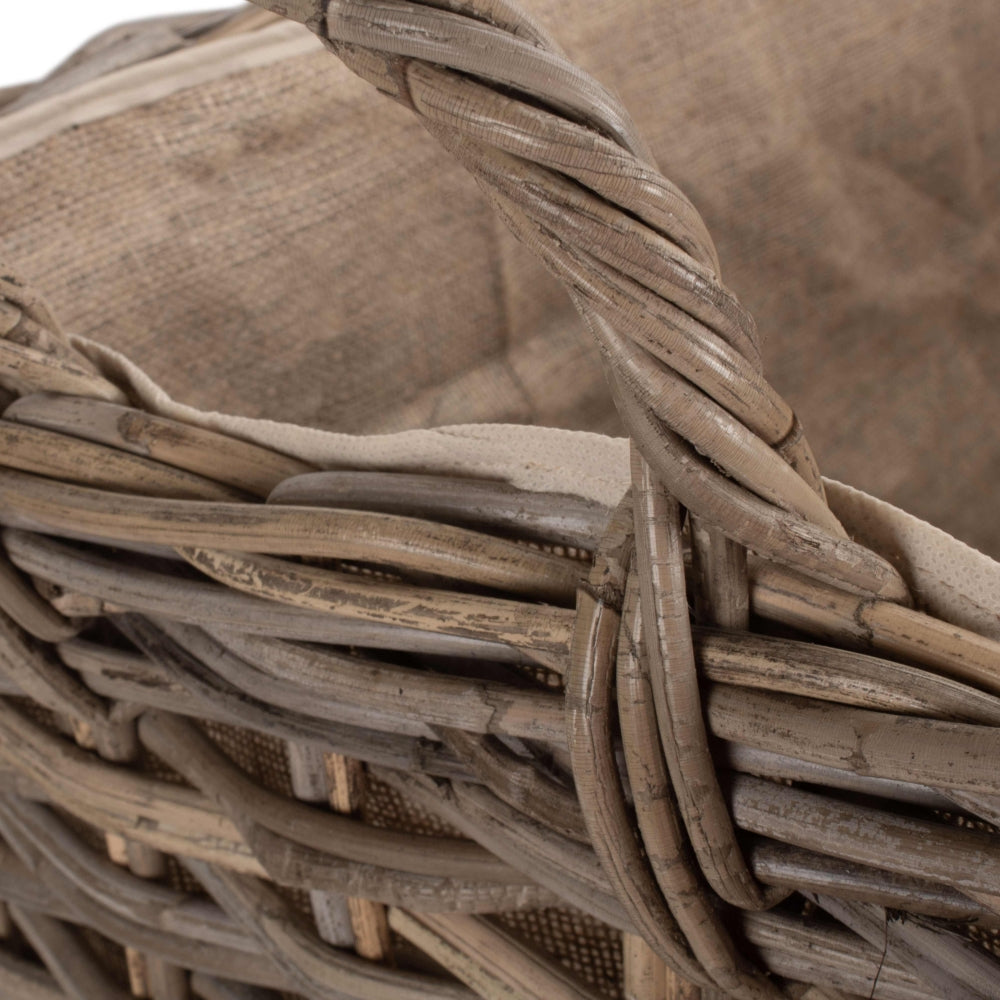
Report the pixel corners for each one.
[1,3,999,1000]
[1,0,998,554]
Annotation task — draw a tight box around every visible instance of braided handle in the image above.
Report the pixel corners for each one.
[242,4,919,995]
[255,0,907,604]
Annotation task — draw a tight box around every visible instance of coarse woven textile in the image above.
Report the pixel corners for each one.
[1,0,998,556]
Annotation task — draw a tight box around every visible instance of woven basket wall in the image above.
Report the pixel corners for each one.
[0,2,999,1000]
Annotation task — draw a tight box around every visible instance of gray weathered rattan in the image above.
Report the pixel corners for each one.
[0,2,999,999]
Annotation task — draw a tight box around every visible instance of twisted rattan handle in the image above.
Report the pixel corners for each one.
[254,0,907,604]
[241,5,914,995]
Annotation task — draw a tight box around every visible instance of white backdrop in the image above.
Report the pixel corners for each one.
[1,1,246,88]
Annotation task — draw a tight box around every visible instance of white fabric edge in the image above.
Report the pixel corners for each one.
[74,335,1000,642]
[824,480,1000,641]
[0,20,321,161]
[75,337,633,506]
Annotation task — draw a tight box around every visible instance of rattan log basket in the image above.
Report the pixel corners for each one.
[0,2,999,998]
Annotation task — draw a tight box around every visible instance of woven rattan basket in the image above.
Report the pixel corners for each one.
[1,2,999,998]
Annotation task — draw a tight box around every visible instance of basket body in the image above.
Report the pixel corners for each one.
[0,3,999,1000]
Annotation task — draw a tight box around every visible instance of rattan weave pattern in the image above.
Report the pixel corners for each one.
[0,2,999,1000]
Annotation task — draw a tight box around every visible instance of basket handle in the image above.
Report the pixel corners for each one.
[261,2,906,957]
[254,0,906,602]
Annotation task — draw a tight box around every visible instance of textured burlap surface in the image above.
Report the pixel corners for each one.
[1,1,997,553]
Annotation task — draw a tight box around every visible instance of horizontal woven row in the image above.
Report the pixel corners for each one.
[1,0,1000,997]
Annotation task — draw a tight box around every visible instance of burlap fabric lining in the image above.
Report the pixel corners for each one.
[1,0,997,556]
